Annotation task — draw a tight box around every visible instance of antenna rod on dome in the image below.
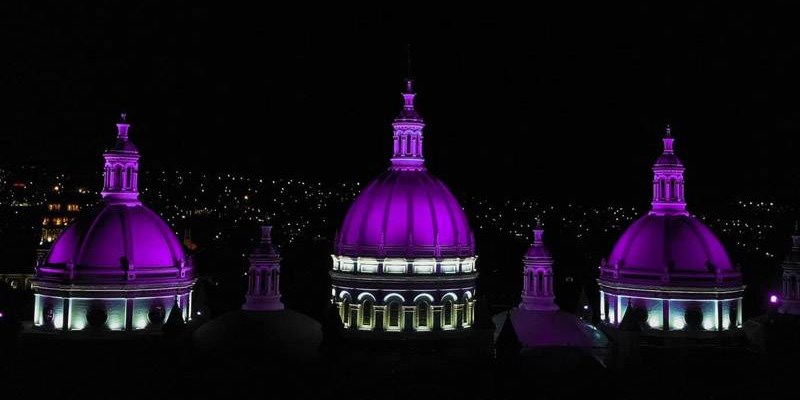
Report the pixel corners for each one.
[407,43,413,80]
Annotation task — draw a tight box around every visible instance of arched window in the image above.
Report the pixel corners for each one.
[261,271,269,294]
[669,178,676,201]
[387,302,401,329]
[443,299,454,327]
[462,293,473,326]
[114,165,123,190]
[271,270,279,293]
[125,167,133,190]
[537,271,544,295]
[341,295,352,326]
[361,300,373,327]
[659,180,666,200]
[417,302,430,329]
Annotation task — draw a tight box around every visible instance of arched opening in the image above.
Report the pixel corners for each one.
[537,271,544,295]
[361,300,373,327]
[341,295,352,326]
[462,293,473,326]
[416,302,430,329]
[669,178,676,201]
[125,167,133,190]
[387,302,402,329]
[443,299,454,327]
[114,165,123,190]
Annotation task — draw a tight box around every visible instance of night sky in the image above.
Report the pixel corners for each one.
[2,4,800,205]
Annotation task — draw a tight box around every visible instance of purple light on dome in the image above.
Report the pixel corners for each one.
[770,294,779,304]
[0,311,4,318]
[601,126,742,287]
[336,171,474,258]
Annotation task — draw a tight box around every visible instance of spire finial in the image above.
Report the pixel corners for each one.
[404,44,415,94]
[533,221,544,245]
[102,112,140,203]
[390,47,425,171]
[261,225,273,243]
[116,112,130,140]
[650,125,686,215]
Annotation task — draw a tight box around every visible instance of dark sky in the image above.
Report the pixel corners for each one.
[2,4,800,205]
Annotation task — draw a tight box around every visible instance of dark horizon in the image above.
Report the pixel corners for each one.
[2,5,800,205]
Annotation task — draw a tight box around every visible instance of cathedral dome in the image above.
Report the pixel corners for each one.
[601,126,740,287]
[31,115,193,334]
[336,170,474,259]
[43,203,187,282]
[330,79,478,338]
[38,116,189,284]
[608,213,734,281]
[334,79,474,259]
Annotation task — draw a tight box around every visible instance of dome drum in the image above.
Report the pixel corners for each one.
[331,287,475,335]
[33,288,191,332]
[598,290,743,335]
[331,255,476,275]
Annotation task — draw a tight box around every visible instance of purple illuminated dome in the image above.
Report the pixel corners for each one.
[336,172,474,258]
[44,205,186,279]
[335,80,474,259]
[31,115,194,333]
[331,79,478,337]
[598,126,744,337]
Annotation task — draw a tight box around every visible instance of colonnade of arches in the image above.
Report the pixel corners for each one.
[335,291,474,332]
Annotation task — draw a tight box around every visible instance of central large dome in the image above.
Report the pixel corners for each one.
[336,169,474,259]
[330,79,478,338]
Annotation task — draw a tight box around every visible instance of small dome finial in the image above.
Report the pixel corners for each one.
[261,225,273,243]
[665,123,672,137]
[404,44,415,94]
[533,220,544,245]
[116,112,130,140]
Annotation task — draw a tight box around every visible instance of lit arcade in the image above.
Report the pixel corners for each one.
[598,126,744,337]
[331,79,478,336]
[31,115,195,332]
